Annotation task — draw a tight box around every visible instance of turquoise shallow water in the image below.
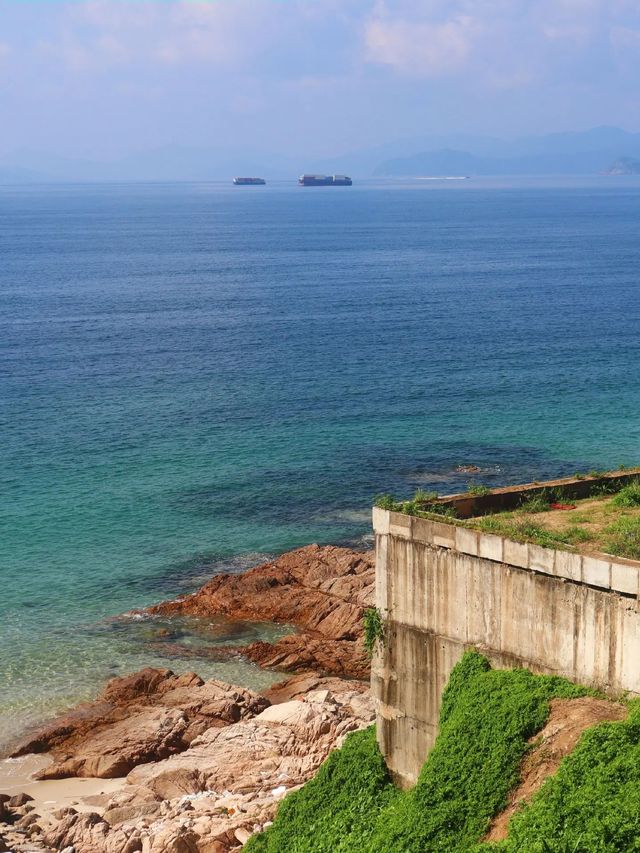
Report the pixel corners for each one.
[1,177,640,749]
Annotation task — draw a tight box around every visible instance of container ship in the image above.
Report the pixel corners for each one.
[233,177,266,185]
[298,174,352,186]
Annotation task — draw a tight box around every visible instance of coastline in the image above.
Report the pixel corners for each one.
[0,544,374,852]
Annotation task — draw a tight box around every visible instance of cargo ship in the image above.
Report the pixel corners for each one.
[298,174,352,186]
[233,177,266,185]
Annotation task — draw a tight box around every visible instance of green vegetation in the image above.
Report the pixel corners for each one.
[467,482,492,496]
[518,492,551,514]
[605,516,640,560]
[363,607,385,658]
[611,479,640,508]
[246,652,600,853]
[476,515,579,550]
[373,492,457,519]
[489,700,640,852]
[376,474,640,561]
[414,488,439,502]
[473,477,640,560]
[373,493,397,511]
[245,724,398,853]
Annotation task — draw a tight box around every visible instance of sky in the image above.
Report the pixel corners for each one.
[1,0,640,161]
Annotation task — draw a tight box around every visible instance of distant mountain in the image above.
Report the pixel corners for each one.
[605,157,640,175]
[2,127,640,182]
[0,146,298,183]
[373,126,640,177]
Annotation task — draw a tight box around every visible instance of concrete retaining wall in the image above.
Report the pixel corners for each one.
[371,506,640,788]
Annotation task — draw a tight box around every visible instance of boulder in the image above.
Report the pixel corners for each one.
[148,545,374,679]
[12,672,269,780]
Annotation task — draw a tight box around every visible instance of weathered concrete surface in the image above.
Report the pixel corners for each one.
[372,507,640,787]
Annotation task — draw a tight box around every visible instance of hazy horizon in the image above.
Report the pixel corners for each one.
[1,0,640,167]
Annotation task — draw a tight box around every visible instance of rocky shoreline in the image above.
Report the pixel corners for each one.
[0,545,375,852]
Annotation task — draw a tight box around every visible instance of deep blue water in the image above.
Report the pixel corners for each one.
[1,177,640,748]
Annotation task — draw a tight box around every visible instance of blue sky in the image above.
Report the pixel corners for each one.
[1,0,639,159]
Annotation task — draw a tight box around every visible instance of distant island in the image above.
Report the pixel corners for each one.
[605,157,640,175]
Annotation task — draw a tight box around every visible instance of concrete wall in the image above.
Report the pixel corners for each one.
[371,506,640,788]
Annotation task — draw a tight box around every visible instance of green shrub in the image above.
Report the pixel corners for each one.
[374,494,399,511]
[363,607,385,658]
[519,493,551,514]
[611,479,640,508]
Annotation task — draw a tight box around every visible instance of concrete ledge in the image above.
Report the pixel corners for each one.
[455,526,479,556]
[611,563,639,597]
[582,556,611,590]
[555,550,583,583]
[378,508,640,596]
[479,533,504,562]
[529,544,555,576]
[389,511,412,539]
[372,506,390,535]
[503,538,529,569]
[411,516,433,545]
[431,521,456,549]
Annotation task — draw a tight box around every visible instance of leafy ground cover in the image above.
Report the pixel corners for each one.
[245,652,640,853]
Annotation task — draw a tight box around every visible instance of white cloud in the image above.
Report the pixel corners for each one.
[40,0,275,72]
[365,13,479,76]
[360,0,640,88]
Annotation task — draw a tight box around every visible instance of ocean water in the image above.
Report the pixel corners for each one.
[2,177,640,750]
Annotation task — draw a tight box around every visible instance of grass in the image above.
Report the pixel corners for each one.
[472,482,640,560]
[467,482,492,496]
[245,652,595,853]
[604,516,640,560]
[414,488,439,502]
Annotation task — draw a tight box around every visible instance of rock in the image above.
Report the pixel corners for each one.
[39,680,373,852]
[126,688,374,799]
[0,795,10,824]
[13,543,376,853]
[102,802,162,826]
[303,689,333,705]
[13,672,269,780]
[263,672,368,704]
[0,834,8,852]
[15,812,39,830]
[148,545,374,679]
[54,808,78,820]
[234,826,253,844]
[7,793,33,809]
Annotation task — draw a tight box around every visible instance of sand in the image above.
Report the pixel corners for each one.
[0,753,124,814]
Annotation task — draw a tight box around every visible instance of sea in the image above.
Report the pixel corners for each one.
[2,176,640,751]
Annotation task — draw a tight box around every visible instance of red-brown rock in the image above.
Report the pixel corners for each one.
[148,545,374,678]
[11,670,269,780]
